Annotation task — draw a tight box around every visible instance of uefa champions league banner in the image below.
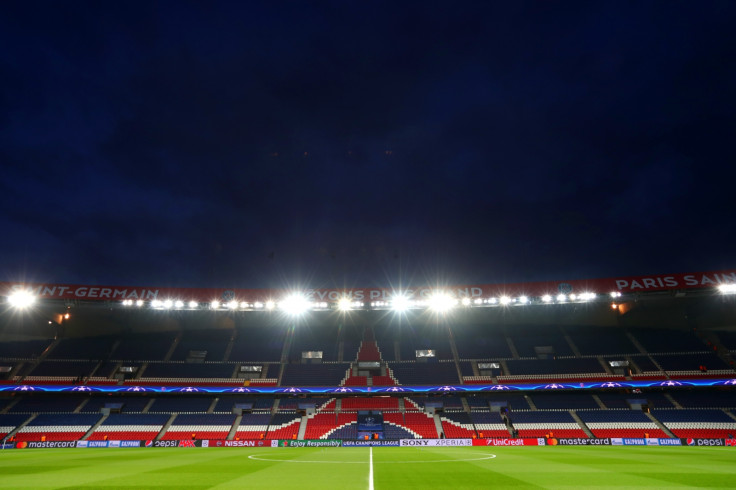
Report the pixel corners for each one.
[343,440,401,447]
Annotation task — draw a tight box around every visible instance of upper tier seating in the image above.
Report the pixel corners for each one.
[529,393,600,410]
[388,362,459,385]
[0,339,53,359]
[81,396,153,413]
[565,327,640,355]
[289,327,340,362]
[229,326,288,362]
[48,337,117,360]
[169,329,232,362]
[668,390,736,408]
[147,396,215,413]
[630,329,703,353]
[280,363,349,386]
[504,358,606,376]
[10,396,83,413]
[452,324,513,359]
[111,332,177,361]
[509,327,573,357]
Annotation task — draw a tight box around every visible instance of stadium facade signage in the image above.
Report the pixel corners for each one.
[400,439,472,447]
[473,438,537,446]
[277,439,342,448]
[547,438,611,446]
[682,438,724,446]
[4,269,734,302]
[343,440,401,447]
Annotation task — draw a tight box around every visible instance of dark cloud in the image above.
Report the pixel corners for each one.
[1,1,734,289]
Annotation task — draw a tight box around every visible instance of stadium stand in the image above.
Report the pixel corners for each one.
[88,413,171,441]
[161,413,236,440]
[576,410,669,439]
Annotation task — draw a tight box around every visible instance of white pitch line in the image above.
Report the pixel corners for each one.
[368,446,374,490]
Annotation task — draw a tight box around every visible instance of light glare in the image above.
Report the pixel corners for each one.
[280,294,310,315]
[8,291,36,308]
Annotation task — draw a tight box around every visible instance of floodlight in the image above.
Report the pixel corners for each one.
[488,297,498,304]
[63,313,70,320]
[474,298,483,305]
[162,300,173,309]
[719,284,736,294]
[518,295,528,304]
[240,302,249,309]
[8,291,36,308]
[265,300,275,310]
[428,292,456,312]
[391,295,411,312]
[280,294,310,315]
[338,298,353,311]
[461,297,471,306]
[174,300,184,308]
[579,292,596,301]
[610,291,622,298]
[254,302,264,309]
[569,294,577,300]
[210,300,220,309]
[227,300,238,309]
[136,300,144,307]
[542,295,552,303]
[188,301,198,308]
[556,294,567,302]
[151,300,162,308]
[122,299,133,306]
[499,296,511,305]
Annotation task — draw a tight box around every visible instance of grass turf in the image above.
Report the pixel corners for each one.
[0,446,735,489]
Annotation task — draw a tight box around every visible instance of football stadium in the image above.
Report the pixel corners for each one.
[1,271,736,488]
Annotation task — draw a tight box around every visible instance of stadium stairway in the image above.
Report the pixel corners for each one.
[155,414,178,442]
[227,414,243,440]
[569,411,594,438]
[645,412,677,438]
[81,414,109,440]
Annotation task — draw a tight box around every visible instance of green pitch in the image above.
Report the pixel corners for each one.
[1,446,735,489]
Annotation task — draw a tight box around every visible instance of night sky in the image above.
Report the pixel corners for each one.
[1,1,735,291]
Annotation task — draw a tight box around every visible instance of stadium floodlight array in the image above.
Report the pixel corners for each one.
[11,288,653,312]
[719,284,736,294]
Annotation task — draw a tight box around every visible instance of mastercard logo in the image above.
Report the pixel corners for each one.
[16,442,27,449]
[547,438,558,446]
